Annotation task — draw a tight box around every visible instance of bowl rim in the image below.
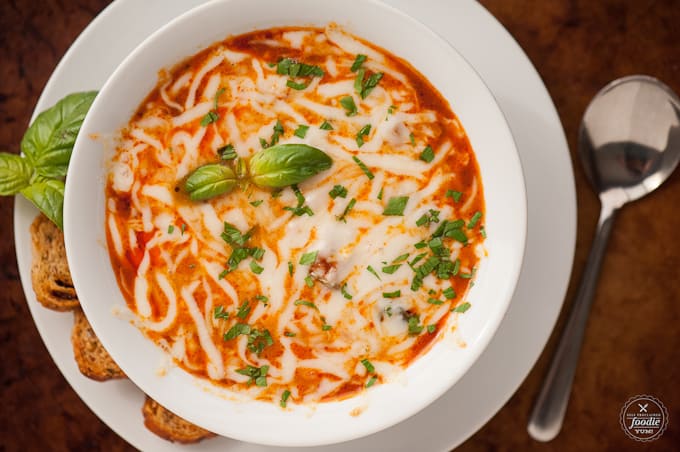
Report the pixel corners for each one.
[64,0,527,446]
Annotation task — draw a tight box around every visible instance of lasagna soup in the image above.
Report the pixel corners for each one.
[106,25,485,405]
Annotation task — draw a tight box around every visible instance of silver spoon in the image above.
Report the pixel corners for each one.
[528,75,680,441]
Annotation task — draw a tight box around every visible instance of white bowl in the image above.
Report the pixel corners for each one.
[64,0,526,446]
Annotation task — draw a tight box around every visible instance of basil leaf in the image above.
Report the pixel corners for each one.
[249,143,332,188]
[21,179,65,230]
[184,163,237,201]
[0,152,33,195]
[21,91,97,178]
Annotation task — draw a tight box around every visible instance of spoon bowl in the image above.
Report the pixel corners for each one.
[528,75,680,442]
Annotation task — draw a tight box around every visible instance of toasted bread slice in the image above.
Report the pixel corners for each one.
[71,308,126,381]
[142,396,216,444]
[30,214,79,311]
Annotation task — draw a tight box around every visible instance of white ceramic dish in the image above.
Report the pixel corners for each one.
[62,0,525,446]
[14,0,576,450]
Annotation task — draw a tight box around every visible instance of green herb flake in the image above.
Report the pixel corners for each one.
[468,211,483,229]
[250,260,264,275]
[213,306,230,319]
[235,364,269,387]
[443,287,457,299]
[340,96,358,116]
[218,269,229,280]
[304,275,314,288]
[236,301,251,319]
[259,137,269,149]
[329,185,348,199]
[366,376,378,388]
[218,143,237,160]
[299,250,318,265]
[294,299,318,310]
[358,72,384,99]
[407,314,424,335]
[377,187,383,200]
[427,298,444,305]
[280,390,291,408]
[356,124,371,147]
[383,290,401,299]
[288,261,294,276]
[213,87,225,109]
[284,331,296,337]
[419,145,435,163]
[320,120,334,130]
[409,132,416,145]
[167,225,174,234]
[367,265,381,280]
[337,197,357,223]
[181,223,187,235]
[322,324,332,331]
[414,241,427,249]
[446,189,463,202]
[387,105,396,115]
[481,226,487,238]
[427,324,437,334]
[250,247,265,260]
[460,267,476,279]
[341,283,353,300]
[250,200,263,207]
[452,302,471,313]
[393,253,409,263]
[200,110,219,127]
[287,79,310,90]
[224,323,251,340]
[294,124,310,138]
[382,264,401,274]
[255,295,269,304]
[361,359,375,373]
[383,196,409,216]
[350,54,367,72]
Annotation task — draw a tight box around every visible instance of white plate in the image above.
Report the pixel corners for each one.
[13,0,576,450]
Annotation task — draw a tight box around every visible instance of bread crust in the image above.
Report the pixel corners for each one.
[71,308,126,381]
[29,214,79,311]
[142,396,215,444]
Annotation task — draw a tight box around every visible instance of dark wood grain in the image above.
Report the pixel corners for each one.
[0,1,678,451]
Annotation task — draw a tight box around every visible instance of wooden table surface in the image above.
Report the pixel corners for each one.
[1,1,678,450]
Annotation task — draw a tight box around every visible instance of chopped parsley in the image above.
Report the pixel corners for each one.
[366,376,378,388]
[427,324,437,334]
[255,295,269,304]
[284,331,296,337]
[366,265,381,280]
[167,225,174,234]
[213,305,229,319]
[319,120,334,130]
[329,184,348,199]
[280,390,291,408]
[200,110,219,127]
[340,95,358,116]
[409,132,416,145]
[361,359,375,373]
[446,189,463,202]
[383,196,409,216]
[181,223,187,235]
[383,290,401,299]
[350,54,367,72]
[481,226,487,238]
[294,124,309,138]
[299,250,318,265]
[340,283,353,300]
[452,302,471,313]
[236,364,269,387]
[275,58,324,77]
[218,143,237,160]
[419,145,435,163]
[468,211,483,229]
[236,301,251,319]
[352,156,374,179]
[288,261,294,276]
[377,187,383,200]
[336,197,356,222]
[406,313,424,335]
[286,79,310,90]
[415,209,440,227]
[283,184,314,216]
[304,275,314,287]
[393,253,410,263]
[381,264,401,274]
[250,260,264,275]
[427,298,444,305]
[443,287,457,299]
[250,200,263,207]
[224,323,251,340]
[356,124,371,147]
[356,70,384,99]
[322,323,332,331]
[294,299,318,310]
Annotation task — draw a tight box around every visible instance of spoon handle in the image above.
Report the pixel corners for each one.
[527,201,618,441]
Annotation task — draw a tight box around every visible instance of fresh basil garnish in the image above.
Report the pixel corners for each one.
[21,179,65,230]
[183,163,237,201]
[249,143,332,188]
[0,152,33,195]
